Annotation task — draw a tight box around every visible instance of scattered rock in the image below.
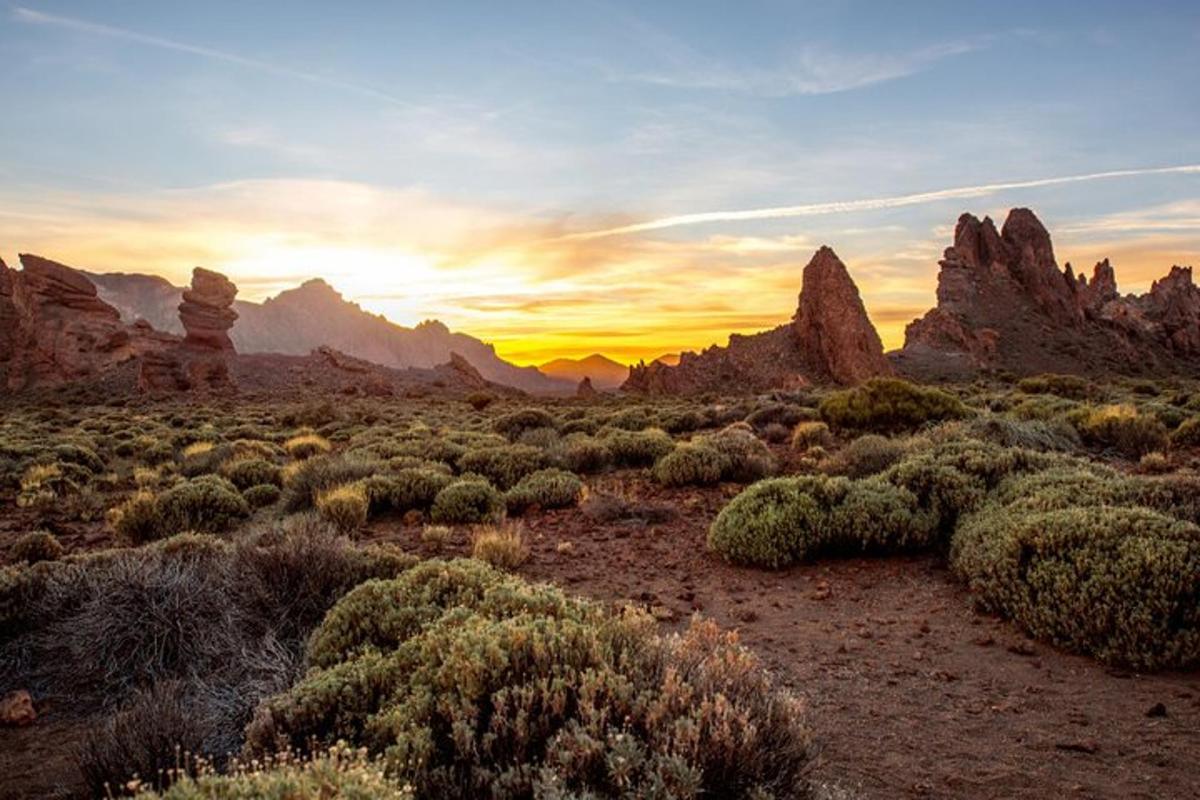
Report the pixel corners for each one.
[1146,702,1168,718]
[0,690,36,726]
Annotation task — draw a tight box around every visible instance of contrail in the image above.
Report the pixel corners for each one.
[560,164,1200,240]
[12,7,417,109]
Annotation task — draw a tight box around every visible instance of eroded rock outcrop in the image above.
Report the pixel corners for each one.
[179,267,238,351]
[623,247,889,394]
[895,208,1200,379]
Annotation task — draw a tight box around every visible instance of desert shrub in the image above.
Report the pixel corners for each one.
[708,475,935,568]
[1132,474,1200,525]
[1170,416,1200,448]
[315,483,369,533]
[471,523,529,569]
[652,443,727,487]
[791,421,833,450]
[281,455,381,512]
[820,378,969,432]
[80,680,212,796]
[10,531,63,564]
[821,433,907,478]
[605,406,654,431]
[556,432,612,473]
[656,407,707,433]
[1017,373,1093,400]
[600,427,676,467]
[516,425,560,450]
[178,441,227,478]
[492,408,557,440]
[246,562,812,799]
[53,442,104,474]
[110,490,166,545]
[457,444,549,490]
[430,479,506,524]
[465,391,495,411]
[695,424,777,482]
[760,422,791,443]
[284,433,332,460]
[220,457,281,491]
[242,483,281,508]
[362,468,453,515]
[420,525,453,547]
[746,402,809,430]
[504,468,584,513]
[156,475,250,534]
[952,505,1200,669]
[131,744,411,800]
[1076,404,1169,458]
[1138,452,1172,474]
[961,415,1081,452]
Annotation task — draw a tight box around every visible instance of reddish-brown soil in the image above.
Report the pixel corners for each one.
[369,476,1200,800]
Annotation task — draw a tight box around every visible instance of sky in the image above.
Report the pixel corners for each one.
[1,1,1198,365]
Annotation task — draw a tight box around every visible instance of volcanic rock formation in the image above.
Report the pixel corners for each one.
[623,247,890,394]
[894,208,1200,379]
[179,267,239,351]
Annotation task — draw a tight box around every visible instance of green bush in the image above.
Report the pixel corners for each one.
[820,378,969,432]
[109,490,164,545]
[492,408,557,440]
[132,745,412,799]
[694,425,776,482]
[465,391,495,411]
[242,483,281,508]
[281,455,381,512]
[556,433,612,473]
[363,468,453,515]
[952,505,1200,669]
[821,433,907,478]
[457,444,549,490]
[248,561,813,799]
[1017,373,1093,400]
[155,475,250,534]
[430,479,506,524]
[746,402,810,431]
[708,475,934,568]
[1170,416,1200,448]
[504,468,584,513]
[791,421,833,450]
[652,443,726,486]
[220,457,282,491]
[1076,404,1169,458]
[10,531,63,564]
[961,415,1081,452]
[600,427,676,467]
[315,483,370,533]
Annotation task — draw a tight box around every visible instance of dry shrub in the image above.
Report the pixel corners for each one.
[471,523,529,569]
[315,483,369,533]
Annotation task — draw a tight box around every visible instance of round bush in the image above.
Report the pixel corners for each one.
[599,428,676,468]
[315,483,369,533]
[492,408,557,440]
[363,469,453,515]
[220,458,282,491]
[110,490,164,545]
[430,480,506,525]
[243,483,281,508]
[155,475,250,534]
[694,425,776,482]
[822,433,906,478]
[708,478,830,568]
[557,433,612,474]
[791,421,832,450]
[652,444,726,487]
[1077,404,1168,458]
[11,531,63,564]
[1170,416,1200,449]
[951,505,1200,669]
[457,444,549,490]
[820,378,969,432]
[504,468,584,513]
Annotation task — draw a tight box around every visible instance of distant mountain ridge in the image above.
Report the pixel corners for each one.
[538,353,629,390]
[86,272,574,394]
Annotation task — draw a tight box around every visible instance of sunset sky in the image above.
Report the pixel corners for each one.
[1,1,1198,365]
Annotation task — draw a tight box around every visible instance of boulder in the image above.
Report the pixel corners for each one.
[179,267,238,351]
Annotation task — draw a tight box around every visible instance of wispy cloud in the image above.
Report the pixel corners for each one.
[628,41,977,97]
[561,164,1200,240]
[12,6,417,108]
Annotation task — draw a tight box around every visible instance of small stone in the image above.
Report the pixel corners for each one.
[0,690,36,726]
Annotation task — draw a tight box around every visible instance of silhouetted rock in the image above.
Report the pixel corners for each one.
[179,267,238,351]
[576,376,598,397]
[623,246,889,394]
[895,208,1200,379]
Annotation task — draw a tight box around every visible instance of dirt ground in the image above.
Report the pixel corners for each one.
[3,474,1198,799]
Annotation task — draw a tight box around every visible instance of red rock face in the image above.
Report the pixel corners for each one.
[179,267,239,351]
[896,208,1200,379]
[623,247,889,394]
[793,246,892,384]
